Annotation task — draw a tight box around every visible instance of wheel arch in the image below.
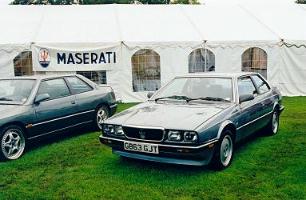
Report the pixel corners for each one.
[95,102,110,113]
[273,102,280,112]
[0,121,28,139]
[217,120,237,141]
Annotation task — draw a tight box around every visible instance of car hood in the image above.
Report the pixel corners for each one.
[106,101,233,130]
[0,104,25,119]
[0,104,20,113]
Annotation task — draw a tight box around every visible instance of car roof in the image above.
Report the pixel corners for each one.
[176,72,258,78]
[0,74,77,81]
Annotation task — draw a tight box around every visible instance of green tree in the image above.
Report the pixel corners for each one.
[296,0,306,3]
[11,0,198,4]
[82,0,132,4]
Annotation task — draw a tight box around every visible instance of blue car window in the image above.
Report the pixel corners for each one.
[251,75,270,94]
[66,76,92,94]
[37,78,70,100]
[238,77,257,97]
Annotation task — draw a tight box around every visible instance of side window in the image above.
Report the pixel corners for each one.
[65,76,92,94]
[37,78,70,100]
[251,75,270,94]
[238,77,257,97]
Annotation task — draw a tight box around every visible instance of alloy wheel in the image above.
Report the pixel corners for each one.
[220,135,233,167]
[96,107,108,130]
[272,111,279,134]
[1,128,25,160]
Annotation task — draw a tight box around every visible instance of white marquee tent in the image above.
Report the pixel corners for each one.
[0,3,305,102]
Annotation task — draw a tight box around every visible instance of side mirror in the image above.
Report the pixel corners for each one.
[147,92,154,99]
[239,94,254,103]
[35,93,50,104]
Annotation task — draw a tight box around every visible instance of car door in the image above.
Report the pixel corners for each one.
[64,76,96,123]
[29,78,78,138]
[251,75,274,128]
[236,76,262,140]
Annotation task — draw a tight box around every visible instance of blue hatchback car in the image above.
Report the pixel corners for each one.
[0,74,116,160]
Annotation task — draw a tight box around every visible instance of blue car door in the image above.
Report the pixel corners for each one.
[236,76,262,140]
[64,76,97,123]
[29,78,78,138]
[251,75,274,129]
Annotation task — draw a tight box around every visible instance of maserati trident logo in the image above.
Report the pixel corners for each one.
[38,48,50,68]
[139,129,146,139]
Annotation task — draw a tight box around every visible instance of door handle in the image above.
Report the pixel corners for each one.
[71,100,76,104]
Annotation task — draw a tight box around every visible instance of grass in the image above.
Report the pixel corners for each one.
[0,98,305,200]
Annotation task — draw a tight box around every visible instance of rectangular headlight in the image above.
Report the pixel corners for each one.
[114,125,124,136]
[103,124,115,135]
[168,130,182,141]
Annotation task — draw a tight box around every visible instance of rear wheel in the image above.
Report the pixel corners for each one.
[210,129,234,170]
[264,109,280,136]
[0,125,26,160]
[95,105,109,130]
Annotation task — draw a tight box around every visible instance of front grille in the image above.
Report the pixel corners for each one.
[123,126,164,141]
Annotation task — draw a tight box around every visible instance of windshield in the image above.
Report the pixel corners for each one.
[0,79,36,104]
[153,77,233,102]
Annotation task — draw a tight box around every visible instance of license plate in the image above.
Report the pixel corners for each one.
[124,141,159,154]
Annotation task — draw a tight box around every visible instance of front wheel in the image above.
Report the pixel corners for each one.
[95,105,109,130]
[0,125,26,160]
[210,130,234,170]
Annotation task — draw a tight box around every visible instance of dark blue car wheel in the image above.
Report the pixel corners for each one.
[0,125,26,161]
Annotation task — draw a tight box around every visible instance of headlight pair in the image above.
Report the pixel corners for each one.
[103,124,124,136]
[167,130,198,143]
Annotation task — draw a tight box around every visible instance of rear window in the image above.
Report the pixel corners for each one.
[65,76,92,94]
[251,75,270,94]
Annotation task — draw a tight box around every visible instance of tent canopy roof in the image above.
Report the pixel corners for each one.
[0,4,305,46]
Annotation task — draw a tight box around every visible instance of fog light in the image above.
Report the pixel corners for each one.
[184,131,198,143]
[168,130,182,141]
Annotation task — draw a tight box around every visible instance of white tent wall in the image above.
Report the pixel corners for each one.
[116,44,203,102]
[0,45,30,77]
[207,44,279,75]
[110,42,285,103]
[278,45,306,96]
[0,4,306,102]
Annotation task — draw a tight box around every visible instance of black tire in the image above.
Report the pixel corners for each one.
[210,129,234,170]
[264,109,280,136]
[95,105,110,130]
[0,125,26,161]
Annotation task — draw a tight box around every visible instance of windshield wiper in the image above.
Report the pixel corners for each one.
[187,97,230,103]
[155,95,191,102]
[0,97,13,101]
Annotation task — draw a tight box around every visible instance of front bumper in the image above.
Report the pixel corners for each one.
[99,136,218,166]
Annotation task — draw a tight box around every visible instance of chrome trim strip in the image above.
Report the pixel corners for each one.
[28,120,93,140]
[237,110,273,130]
[32,110,95,127]
[100,136,218,149]
[123,125,165,130]
[110,104,117,108]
